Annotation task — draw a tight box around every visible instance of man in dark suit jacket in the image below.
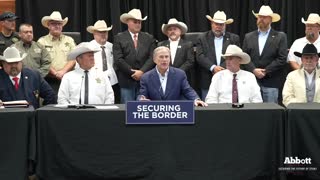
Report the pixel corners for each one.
[113,9,157,103]
[242,5,288,103]
[196,11,240,100]
[0,47,56,108]
[139,46,207,107]
[158,18,194,88]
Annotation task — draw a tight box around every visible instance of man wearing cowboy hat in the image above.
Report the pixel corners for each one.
[13,23,51,78]
[206,45,262,103]
[288,13,320,70]
[158,18,195,88]
[113,8,157,103]
[58,42,114,105]
[0,47,56,108]
[139,46,207,107]
[283,44,320,106]
[196,10,240,100]
[0,11,20,55]
[87,20,120,103]
[242,5,288,103]
[38,11,76,93]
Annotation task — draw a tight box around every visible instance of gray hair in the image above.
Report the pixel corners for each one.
[153,46,170,59]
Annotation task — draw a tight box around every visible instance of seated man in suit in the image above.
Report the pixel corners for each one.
[139,46,207,107]
[283,44,320,106]
[0,47,57,108]
[205,45,262,103]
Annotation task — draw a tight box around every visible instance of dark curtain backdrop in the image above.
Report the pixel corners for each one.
[16,0,320,47]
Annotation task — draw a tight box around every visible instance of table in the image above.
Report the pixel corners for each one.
[286,103,320,179]
[36,103,284,180]
[0,107,35,179]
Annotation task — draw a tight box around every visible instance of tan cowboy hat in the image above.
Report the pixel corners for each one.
[87,20,113,34]
[68,42,100,60]
[161,18,188,35]
[0,47,27,63]
[221,45,251,64]
[252,5,281,22]
[206,11,233,24]
[301,13,320,25]
[41,11,68,28]
[120,9,147,23]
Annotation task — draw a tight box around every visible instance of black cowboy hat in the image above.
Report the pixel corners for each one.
[294,43,320,57]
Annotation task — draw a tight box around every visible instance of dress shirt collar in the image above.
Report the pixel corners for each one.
[169,37,180,42]
[48,33,62,41]
[129,31,139,39]
[156,66,169,77]
[9,72,22,84]
[258,27,271,35]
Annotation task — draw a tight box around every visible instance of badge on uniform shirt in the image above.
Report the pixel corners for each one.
[11,37,19,43]
[95,78,101,84]
[34,48,41,54]
[177,45,181,48]
[0,41,5,45]
[33,90,39,99]
[65,42,70,48]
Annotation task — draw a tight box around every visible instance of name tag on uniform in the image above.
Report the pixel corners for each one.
[34,48,41,54]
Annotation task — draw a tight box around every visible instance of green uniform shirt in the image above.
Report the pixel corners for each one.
[13,41,52,77]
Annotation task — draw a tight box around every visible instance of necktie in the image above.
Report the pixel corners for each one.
[84,70,89,104]
[232,74,238,103]
[101,46,108,71]
[133,34,138,49]
[12,77,19,90]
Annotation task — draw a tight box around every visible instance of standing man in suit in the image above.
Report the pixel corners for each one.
[0,47,56,108]
[113,9,157,103]
[87,20,120,103]
[139,46,207,107]
[288,13,320,70]
[158,18,194,87]
[283,44,320,106]
[242,5,288,103]
[38,11,76,93]
[196,11,240,100]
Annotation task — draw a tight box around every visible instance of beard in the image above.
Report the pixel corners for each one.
[10,67,19,76]
[306,32,315,40]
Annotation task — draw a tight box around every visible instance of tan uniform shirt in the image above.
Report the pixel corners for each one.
[13,41,52,77]
[38,34,75,71]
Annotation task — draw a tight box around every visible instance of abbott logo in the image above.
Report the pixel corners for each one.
[284,157,312,164]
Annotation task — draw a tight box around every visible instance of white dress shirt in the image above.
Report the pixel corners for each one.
[169,38,180,64]
[89,40,118,85]
[58,67,114,104]
[205,69,262,103]
[258,28,271,55]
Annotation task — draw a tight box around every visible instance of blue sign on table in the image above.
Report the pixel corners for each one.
[126,101,194,124]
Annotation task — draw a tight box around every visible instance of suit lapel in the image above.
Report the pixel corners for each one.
[5,74,16,99]
[261,29,275,57]
[221,33,232,65]
[21,71,31,101]
[150,69,164,99]
[164,67,175,99]
[208,32,217,62]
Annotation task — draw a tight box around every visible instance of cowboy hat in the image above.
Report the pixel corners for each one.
[294,44,320,57]
[221,45,251,64]
[0,47,27,63]
[120,9,147,23]
[68,42,100,60]
[161,18,188,35]
[41,11,68,28]
[252,5,281,22]
[206,11,233,24]
[87,20,113,34]
[301,13,320,25]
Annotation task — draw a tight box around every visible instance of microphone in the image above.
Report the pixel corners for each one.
[79,76,84,104]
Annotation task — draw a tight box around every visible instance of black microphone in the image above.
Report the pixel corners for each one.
[79,76,84,104]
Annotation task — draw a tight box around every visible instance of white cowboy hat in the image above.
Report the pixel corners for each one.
[206,11,233,24]
[68,42,100,60]
[0,47,27,63]
[301,13,320,25]
[252,5,281,22]
[161,18,188,35]
[41,11,68,28]
[120,9,147,23]
[221,45,251,64]
[87,20,113,34]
